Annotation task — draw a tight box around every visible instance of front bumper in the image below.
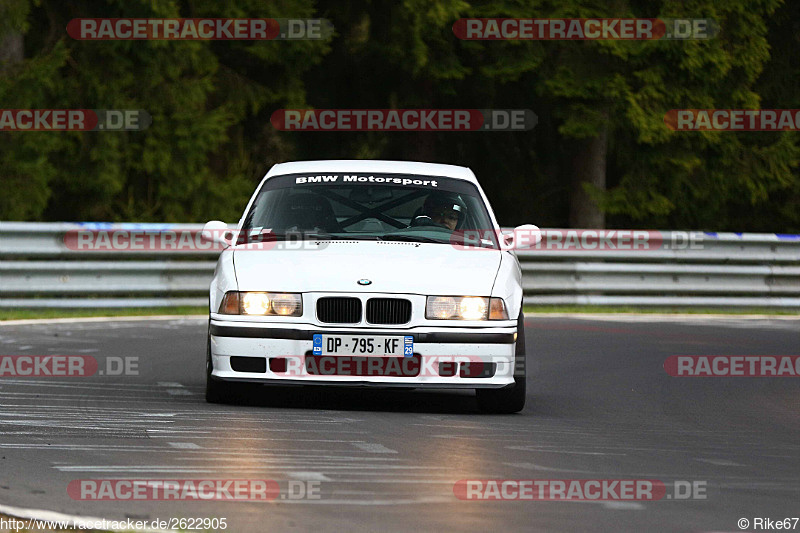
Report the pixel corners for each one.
[209,319,518,388]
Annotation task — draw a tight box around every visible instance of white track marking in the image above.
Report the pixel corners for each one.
[695,458,745,467]
[352,443,398,454]
[0,503,171,533]
[167,442,202,449]
[165,388,193,395]
[601,502,645,510]
[506,445,627,456]
[504,462,599,474]
[288,472,333,481]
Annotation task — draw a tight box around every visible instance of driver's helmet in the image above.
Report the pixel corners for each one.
[422,192,467,229]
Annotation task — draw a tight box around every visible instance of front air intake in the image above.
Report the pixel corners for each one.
[366,298,412,325]
[317,297,362,324]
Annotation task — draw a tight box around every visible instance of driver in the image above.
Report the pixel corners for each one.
[411,192,466,230]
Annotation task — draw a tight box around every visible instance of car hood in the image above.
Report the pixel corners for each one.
[232,240,502,295]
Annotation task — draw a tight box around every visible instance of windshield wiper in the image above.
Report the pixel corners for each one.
[379,234,447,244]
[315,233,382,241]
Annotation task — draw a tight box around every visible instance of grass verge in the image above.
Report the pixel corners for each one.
[524,305,799,315]
[0,306,207,321]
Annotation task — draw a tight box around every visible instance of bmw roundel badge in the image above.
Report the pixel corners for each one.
[357,279,372,286]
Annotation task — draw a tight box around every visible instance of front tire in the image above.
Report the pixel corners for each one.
[476,310,527,414]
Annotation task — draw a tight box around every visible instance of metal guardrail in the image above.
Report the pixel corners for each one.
[1,222,799,308]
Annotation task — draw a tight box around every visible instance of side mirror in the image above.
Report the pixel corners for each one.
[503,224,542,250]
[202,220,234,247]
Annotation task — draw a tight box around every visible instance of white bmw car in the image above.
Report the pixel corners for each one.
[203,160,540,413]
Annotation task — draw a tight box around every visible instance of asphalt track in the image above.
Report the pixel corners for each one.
[0,316,798,532]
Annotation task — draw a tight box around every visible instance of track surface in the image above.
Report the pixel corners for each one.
[0,316,798,532]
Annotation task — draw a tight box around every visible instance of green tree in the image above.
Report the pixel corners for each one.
[0,0,328,222]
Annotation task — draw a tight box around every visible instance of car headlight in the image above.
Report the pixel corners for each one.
[425,296,508,320]
[218,292,302,316]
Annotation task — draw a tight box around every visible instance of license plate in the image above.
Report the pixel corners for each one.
[313,334,414,357]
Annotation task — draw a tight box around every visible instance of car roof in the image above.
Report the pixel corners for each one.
[266,160,478,184]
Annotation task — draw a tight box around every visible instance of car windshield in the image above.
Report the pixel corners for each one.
[239,172,499,248]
